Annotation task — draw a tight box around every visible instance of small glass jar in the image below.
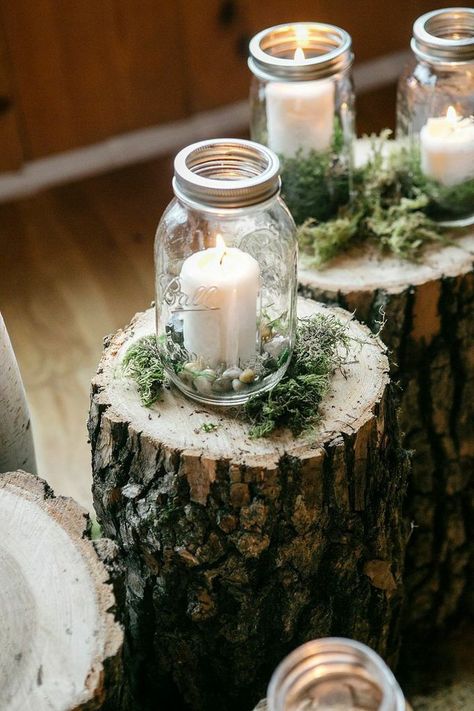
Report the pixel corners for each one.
[267,638,408,711]
[248,22,355,225]
[397,7,474,226]
[154,138,297,406]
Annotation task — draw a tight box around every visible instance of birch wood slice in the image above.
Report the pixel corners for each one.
[299,230,474,632]
[0,471,123,711]
[89,298,409,711]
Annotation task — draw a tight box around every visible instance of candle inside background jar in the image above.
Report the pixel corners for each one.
[419,106,474,187]
[265,29,335,158]
[179,234,260,368]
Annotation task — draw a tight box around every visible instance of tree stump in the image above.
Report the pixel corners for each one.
[89,299,409,711]
[299,231,474,631]
[0,470,123,711]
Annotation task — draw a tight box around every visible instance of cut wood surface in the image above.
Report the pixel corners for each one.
[0,471,123,711]
[90,298,409,711]
[299,230,474,630]
[0,313,36,474]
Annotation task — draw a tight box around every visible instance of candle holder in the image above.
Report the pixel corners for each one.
[267,638,407,711]
[154,139,297,406]
[248,22,355,225]
[397,7,474,226]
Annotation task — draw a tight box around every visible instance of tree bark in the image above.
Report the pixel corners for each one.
[0,313,36,474]
[89,299,409,711]
[0,470,123,711]
[299,231,474,631]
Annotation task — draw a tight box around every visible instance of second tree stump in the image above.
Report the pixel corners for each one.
[89,299,409,711]
[299,232,474,630]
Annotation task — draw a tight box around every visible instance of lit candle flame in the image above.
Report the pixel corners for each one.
[293,24,307,63]
[294,46,305,63]
[447,105,458,124]
[294,24,308,44]
[215,233,226,264]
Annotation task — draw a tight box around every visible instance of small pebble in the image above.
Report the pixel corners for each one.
[194,376,214,396]
[232,378,247,393]
[223,366,242,379]
[239,368,256,384]
[179,370,194,386]
[184,361,202,373]
[200,368,217,381]
[263,335,289,360]
[212,376,233,393]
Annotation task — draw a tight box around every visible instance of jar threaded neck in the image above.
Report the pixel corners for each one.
[412,7,474,64]
[173,139,280,209]
[248,22,353,82]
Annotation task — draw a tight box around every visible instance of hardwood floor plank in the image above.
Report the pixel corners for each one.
[0,157,173,508]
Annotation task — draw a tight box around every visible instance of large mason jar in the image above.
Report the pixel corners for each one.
[397,7,474,226]
[155,139,297,406]
[248,22,355,225]
[267,638,408,711]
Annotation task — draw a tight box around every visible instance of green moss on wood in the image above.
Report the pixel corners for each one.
[122,314,351,438]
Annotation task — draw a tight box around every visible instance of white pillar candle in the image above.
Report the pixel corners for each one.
[420,107,474,187]
[265,46,335,159]
[179,236,260,368]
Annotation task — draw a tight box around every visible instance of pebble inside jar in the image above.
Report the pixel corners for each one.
[154,139,298,405]
[248,22,355,225]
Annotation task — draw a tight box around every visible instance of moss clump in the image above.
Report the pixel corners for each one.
[122,314,350,438]
[122,335,164,407]
[298,130,452,266]
[279,119,350,224]
[245,314,350,437]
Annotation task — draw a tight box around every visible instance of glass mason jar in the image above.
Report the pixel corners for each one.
[248,22,355,225]
[397,7,474,226]
[154,138,298,406]
[267,638,408,711]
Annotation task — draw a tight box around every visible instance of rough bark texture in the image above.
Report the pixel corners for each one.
[89,299,409,711]
[299,232,474,632]
[0,471,123,711]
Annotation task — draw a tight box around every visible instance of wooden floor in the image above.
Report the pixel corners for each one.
[0,156,174,509]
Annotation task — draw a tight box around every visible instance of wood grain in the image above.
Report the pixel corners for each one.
[0,158,172,508]
[0,470,122,710]
[0,18,23,170]
[0,0,187,158]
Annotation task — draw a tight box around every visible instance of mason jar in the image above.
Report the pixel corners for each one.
[248,22,355,225]
[397,7,474,226]
[267,638,408,711]
[154,139,297,406]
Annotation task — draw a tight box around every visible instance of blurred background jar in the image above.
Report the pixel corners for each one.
[267,638,408,711]
[155,138,297,406]
[397,7,474,226]
[248,22,355,226]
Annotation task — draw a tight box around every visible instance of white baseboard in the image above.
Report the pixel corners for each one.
[0,50,410,203]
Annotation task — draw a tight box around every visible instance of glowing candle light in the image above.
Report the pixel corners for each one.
[420,106,474,186]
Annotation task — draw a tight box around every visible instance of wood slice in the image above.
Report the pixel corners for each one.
[0,314,36,474]
[299,230,474,631]
[89,299,409,711]
[0,471,123,711]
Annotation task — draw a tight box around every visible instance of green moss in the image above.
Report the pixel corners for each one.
[279,119,350,224]
[245,314,350,437]
[298,131,454,266]
[122,314,350,438]
[122,335,164,407]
